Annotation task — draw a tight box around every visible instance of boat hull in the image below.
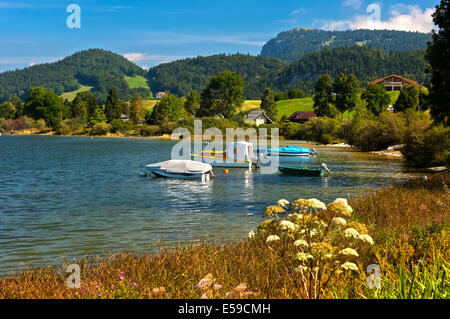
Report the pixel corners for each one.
[191,155,253,169]
[279,166,323,177]
[150,169,212,180]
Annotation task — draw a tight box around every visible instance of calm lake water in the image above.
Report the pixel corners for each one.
[0,135,420,273]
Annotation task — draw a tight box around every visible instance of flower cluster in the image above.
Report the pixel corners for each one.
[249,197,374,299]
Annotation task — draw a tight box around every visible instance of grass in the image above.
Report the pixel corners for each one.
[125,75,149,89]
[387,91,401,105]
[60,85,93,102]
[0,172,448,299]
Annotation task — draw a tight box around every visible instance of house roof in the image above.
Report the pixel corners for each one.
[245,110,274,123]
[368,75,420,87]
[288,111,317,121]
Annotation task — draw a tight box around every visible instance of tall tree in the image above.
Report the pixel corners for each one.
[394,84,419,113]
[333,73,360,119]
[199,71,244,118]
[70,98,88,124]
[104,87,121,122]
[184,90,201,117]
[260,88,277,121]
[0,101,15,119]
[9,96,23,118]
[361,84,391,115]
[313,74,333,117]
[150,94,185,126]
[24,87,65,128]
[426,0,450,125]
[74,91,98,118]
[129,93,144,124]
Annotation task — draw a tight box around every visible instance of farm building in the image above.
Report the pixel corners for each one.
[245,110,274,126]
[156,92,166,99]
[368,75,421,91]
[288,111,317,123]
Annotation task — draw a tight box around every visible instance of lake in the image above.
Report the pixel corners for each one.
[0,135,420,273]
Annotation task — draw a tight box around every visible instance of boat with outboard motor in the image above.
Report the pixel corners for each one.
[191,142,259,169]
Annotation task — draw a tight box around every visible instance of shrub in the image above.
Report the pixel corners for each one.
[58,119,86,136]
[35,119,48,132]
[280,122,303,140]
[140,125,161,137]
[14,116,33,131]
[110,119,131,134]
[302,117,342,144]
[354,112,406,151]
[402,122,450,167]
[90,122,111,136]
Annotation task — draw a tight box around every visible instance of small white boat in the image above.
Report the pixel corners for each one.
[145,160,214,181]
[191,142,259,169]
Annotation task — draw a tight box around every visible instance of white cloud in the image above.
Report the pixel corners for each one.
[123,52,190,64]
[317,4,435,33]
[343,0,363,9]
[291,8,306,15]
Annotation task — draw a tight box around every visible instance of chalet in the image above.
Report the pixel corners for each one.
[288,111,317,123]
[368,75,421,91]
[245,110,274,126]
[156,92,166,99]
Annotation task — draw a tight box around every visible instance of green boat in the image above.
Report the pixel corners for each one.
[279,166,324,177]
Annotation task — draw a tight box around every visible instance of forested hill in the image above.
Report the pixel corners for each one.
[0,49,147,103]
[145,54,288,99]
[275,46,430,93]
[261,28,432,62]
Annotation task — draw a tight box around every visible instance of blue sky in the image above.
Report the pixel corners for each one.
[0,0,438,72]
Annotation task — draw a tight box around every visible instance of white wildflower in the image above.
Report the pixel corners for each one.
[279,220,297,232]
[248,231,256,240]
[343,227,360,239]
[296,252,314,262]
[339,248,359,257]
[341,262,359,272]
[308,198,327,211]
[331,217,347,227]
[358,234,374,245]
[277,199,290,208]
[293,239,308,248]
[266,235,280,243]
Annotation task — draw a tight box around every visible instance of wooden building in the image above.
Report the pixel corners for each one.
[245,110,274,126]
[368,75,421,91]
[288,111,317,123]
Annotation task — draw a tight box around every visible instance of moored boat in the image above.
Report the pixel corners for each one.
[266,146,317,157]
[279,163,332,177]
[145,160,214,181]
[191,142,259,169]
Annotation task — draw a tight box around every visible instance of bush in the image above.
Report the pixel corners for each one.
[302,117,342,144]
[35,119,48,132]
[140,125,162,137]
[354,112,406,151]
[14,116,33,131]
[110,119,131,134]
[58,119,86,136]
[402,122,450,167]
[280,122,303,140]
[90,122,111,136]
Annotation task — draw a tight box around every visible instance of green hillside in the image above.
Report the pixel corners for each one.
[261,28,432,62]
[0,49,148,103]
[276,46,430,93]
[145,53,287,100]
[60,85,93,102]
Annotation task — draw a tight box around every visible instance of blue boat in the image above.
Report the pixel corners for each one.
[266,145,317,157]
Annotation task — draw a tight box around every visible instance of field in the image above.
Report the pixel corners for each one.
[124,75,149,89]
[60,85,93,102]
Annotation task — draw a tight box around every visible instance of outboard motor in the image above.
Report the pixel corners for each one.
[321,163,332,174]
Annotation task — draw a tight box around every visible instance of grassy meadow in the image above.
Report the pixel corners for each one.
[0,172,448,299]
[124,75,149,89]
[60,85,93,102]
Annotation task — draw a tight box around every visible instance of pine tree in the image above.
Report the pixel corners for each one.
[260,88,277,121]
[129,93,144,124]
[313,74,333,117]
[104,87,121,122]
